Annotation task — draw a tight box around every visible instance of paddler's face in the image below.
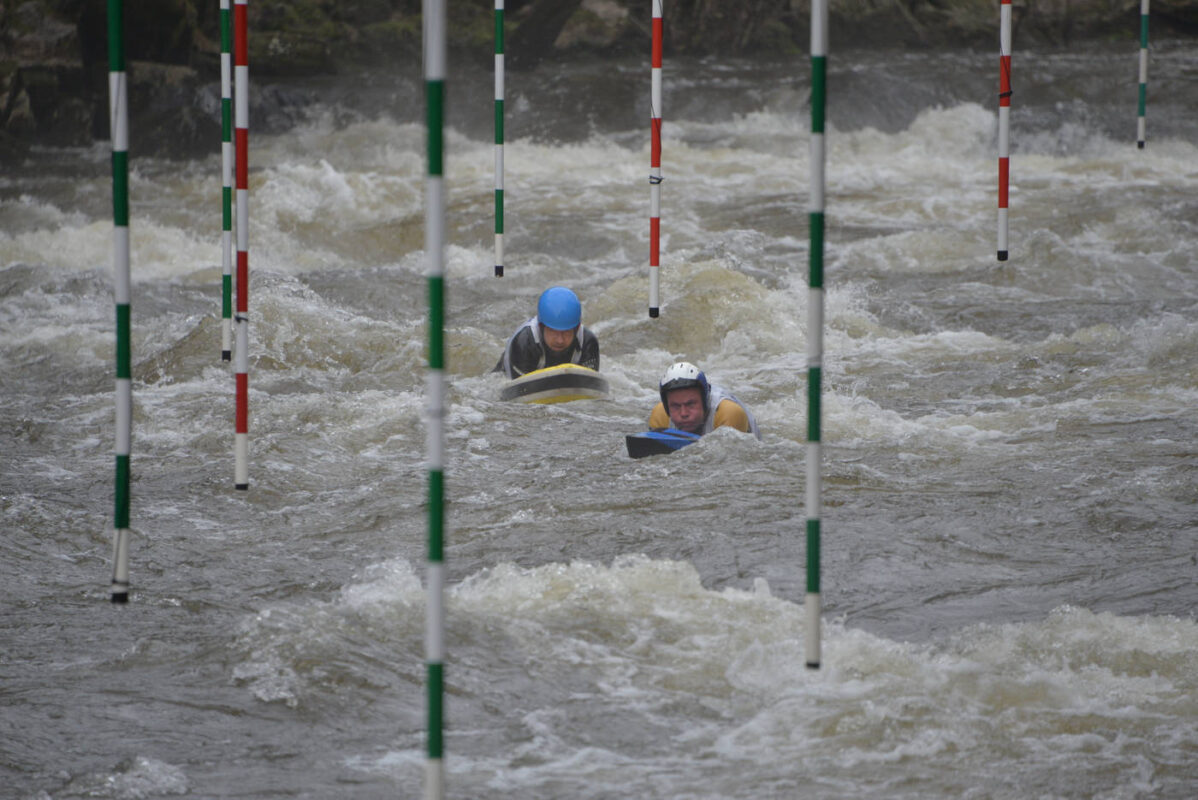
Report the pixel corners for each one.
[666,387,704,432]
[541,326,575,353]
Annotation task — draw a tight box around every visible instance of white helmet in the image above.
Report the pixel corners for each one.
[659,361,710,411]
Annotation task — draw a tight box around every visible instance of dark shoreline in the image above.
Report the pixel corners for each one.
[2,0,1195,162]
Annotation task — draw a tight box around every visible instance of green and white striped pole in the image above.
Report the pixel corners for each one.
[805,0,827,670]
[493,0,504,277]
[108,0,131,604]
[1137,0,1149,149]
[423,0,447,796]
[220,0,233,360]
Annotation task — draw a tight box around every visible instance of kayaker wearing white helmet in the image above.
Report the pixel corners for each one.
[649,361,760,439]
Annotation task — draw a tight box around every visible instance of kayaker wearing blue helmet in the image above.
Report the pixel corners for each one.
[494,286,600,378]
[649,361,760,439]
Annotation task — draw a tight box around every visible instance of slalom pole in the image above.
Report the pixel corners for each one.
[997,0,1011,262]
[805,0,827,670]
[233,0,249,490]
[423,0,447,796]
[1137,0,1149,149]
[108,0,131,604]
[494,0,504,276]
[648,0,663,318]
[220,0,233,360]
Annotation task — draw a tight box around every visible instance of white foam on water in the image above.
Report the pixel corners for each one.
[231,559,427,708]
[329,557,1197,797]
[55,756,189,799]
[5,50,1197,799]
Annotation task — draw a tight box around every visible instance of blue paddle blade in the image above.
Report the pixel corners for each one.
[625,428,701,459]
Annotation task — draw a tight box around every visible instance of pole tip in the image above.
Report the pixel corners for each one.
[805,661,820,670]
[997,250,1008,262]
[1137,141,1145,149]
[494,265,504,277]
[648,307,659,319]
[235,483,249,491]
[110,592,129,604]
[221,351,232,362]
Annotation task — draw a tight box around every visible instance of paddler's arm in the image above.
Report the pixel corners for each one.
[711,399,751,433]
[502,327,540,377]
[578,328,599,371]
[648,401,670,429]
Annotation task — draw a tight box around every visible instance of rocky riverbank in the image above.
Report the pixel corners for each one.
[2,0,1196,161]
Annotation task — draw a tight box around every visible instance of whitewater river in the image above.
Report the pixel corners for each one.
[2,40,1196,799]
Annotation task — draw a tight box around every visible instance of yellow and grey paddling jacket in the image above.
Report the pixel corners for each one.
[705,384,761,439]
[649,382,762,440]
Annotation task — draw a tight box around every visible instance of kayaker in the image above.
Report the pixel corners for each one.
[494,286,600,378]
[648,361,761,439]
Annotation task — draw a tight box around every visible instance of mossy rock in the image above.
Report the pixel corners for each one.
[251,30,341,76]
[356,18,422,63]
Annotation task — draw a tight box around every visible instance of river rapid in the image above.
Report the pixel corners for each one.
[2,41,1196,799]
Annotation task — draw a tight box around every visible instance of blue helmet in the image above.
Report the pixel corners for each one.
[537,286,582,332]
[659,361,709,412]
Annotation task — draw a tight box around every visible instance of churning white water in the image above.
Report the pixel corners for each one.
[2,43,1196,799]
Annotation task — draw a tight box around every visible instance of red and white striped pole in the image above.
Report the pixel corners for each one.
[648,0,663,318]
[233,0,249,490]
[997,0,1012,262]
